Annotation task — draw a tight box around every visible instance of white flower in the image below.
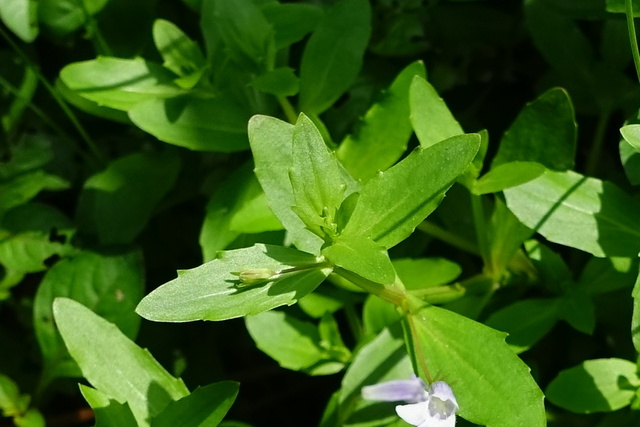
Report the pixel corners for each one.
[362,377,458,427]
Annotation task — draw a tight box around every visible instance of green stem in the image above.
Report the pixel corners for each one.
[417,220,480,255]
[627,0,640,84]
[585,112,611,177]
[343,299,363,343]
[0,25,104,166]
[470,193,490,268]
[334,268,407,307]
[277,96,298,124]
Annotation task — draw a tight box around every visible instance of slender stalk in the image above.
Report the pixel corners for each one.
[470,194,490,268]
[407,314,433,383]
[627,0,640,84]
[277,96,298,124]
[585,111,611,177]
[417,220,480,255]
[343,299,363,343]
[334,268,407,307]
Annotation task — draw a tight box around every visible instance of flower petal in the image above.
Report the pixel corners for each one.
[428,381,459,410]
[362,376,428,403]
[395,401,428,426]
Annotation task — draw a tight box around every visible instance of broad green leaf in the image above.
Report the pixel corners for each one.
[298,0,371,114]
[322,236,395,285]
[504,170,640,257]
[340,134,480,249]
[12,408,44,427]
[486,197,533,277]
[0,0,38,42]
[208,0,275,71]
[393,258,461,290]
[38,0,109,36]
[362,295,400,338]
[246,310,324,371]
[261,2,322,49]
[56,78,130,123]
[0,374,29,417]
[409,75,463,149]
[128,96,250,152]
[54,298,189,426]
[492,88,576,170]
[620,130,640,185]
[136,244,331,322]
[620,124,640,152]
[60,58,183,111]
[0,134,53,180]
[250,67,299,96]
[0,170,68,213]
[200,163,282,262]
[409,305,545,426]
[337,61,426,181]
[289,114,352,237]
[339,324,413,425]
[80,385,138,427]
[472,161,545,195]
[578,257,637,295]
[248,115,324,254]
[606,0,640,16]
[546,358,640,413]
[525,240,573,290]
[34,249,144,383]
[485,299,560,353]
[560,289,595,334]
[76,151,181,245]
[298,287,346,319]
[151,381,239,427]
[152,19,206,79]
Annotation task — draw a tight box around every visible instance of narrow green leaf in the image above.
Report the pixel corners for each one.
[128,96,250,152]
[409,306,545,426]
[59,58,183,111]
[546,358,640,413]
[337,61,426,181]
[151,381,239,427]
[80,386,138,427]
[340,134,480,249]
[485,299,560,353]
[290,113,354,238]
[136,244,331,322]
[54,298,189,426]
[492,88,576,170]
[76,151,181,245]
[299,0,371,114]
[246,310,324,371]
[472,161,545,195]
[322,236,395,285]
[261,3,322,49]
[409,75,463,148]
[152,19,206,78]
[34,250,144,382]
[248,115,324,254]
[0,0,38,42]
[504,170,640,257]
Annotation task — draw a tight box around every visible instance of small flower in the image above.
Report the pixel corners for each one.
[362,377,458,427]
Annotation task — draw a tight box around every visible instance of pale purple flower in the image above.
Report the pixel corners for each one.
[362,377,458,427]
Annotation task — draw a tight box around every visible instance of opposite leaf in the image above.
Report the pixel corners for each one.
[54,298,189,427]
[136,244,331,322]
[322,236,395,285]
[409,305,545,427]
[340,134,480,249]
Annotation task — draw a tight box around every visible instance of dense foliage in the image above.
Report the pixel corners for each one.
[2,0,640,426]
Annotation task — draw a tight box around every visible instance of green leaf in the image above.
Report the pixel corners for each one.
[337,61,426,181]
[362,295,400,338]
[208,0,275,71]
[13,409,44,427]
[251,67,299,96]
[0,0,38,42]
[504,170,640,257]
[486,197,533,277]
[340,134,480,249]
[525,240,573,291]
[560,289,595,334]
[151,381,239,427]
[261,2,322,49]
[34,249,144,382]
[578,257,637,295]
[620,130,640,185]
[0,374,29,417]
[0,135,53,180]
[322,236,395,285]
[0,170,69,213]
[152,19,206,79]
[60,58,184,111]
[485,299,560,353]
[393,257,461,290]
[128,96,250,152]
[38,0,110,36]
[246,310,324,371]
[546,358,640,413]
[472,161,545,195]
[76,151,181,245]
[248,115,324,254]
[298,0,371,114]
[409,305,545,426]
[633,269,640,353]
[620,124,640,152]
[136,244,331,322]
[606,0,640,16]
[53,298,189,426]
[409,75,463,149]
[289,114,354,238]
[492,88,576,170]
[80,386,138,427]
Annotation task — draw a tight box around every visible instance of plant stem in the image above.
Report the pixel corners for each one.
[277,96,298,124]
[334,268,407,307]
[343,299,363,343]
[417,220,480,255]
[470,193,490,268]
[627,0,640,84]
[585,111,610,177]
